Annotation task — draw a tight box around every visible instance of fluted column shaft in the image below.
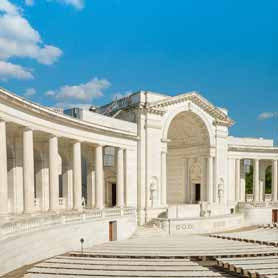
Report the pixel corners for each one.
[117,148,124,207]
[207,157,214,203]
[272,160,278,202]
[95,145,104,209]
[73,141,82,210]
[253,159,260,202]
[49,136,59,211]
[23,128,35,213]
[0,121,8,214]
[161,151,167,206]
[235,159,241,202]
[87,162,96,209]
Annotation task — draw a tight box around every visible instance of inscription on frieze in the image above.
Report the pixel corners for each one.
[176,224,193,230]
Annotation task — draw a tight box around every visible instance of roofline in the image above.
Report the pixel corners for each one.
[0,87,138,140]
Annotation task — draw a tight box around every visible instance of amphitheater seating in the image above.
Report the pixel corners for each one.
[20,227,278,278]
[217,256,278,278]
[211,226,278,246]
[24,255,238,277]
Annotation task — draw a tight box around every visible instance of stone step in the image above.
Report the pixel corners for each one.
[52,257,196,265]
[26,267,235,277]
[24,274,234,278]
[36,262,206,271]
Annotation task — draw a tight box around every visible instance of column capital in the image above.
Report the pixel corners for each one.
[96,143,105,148]
[48,133,60,139]
[23,126,34,132]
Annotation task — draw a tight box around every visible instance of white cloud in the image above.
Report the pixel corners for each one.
[25,0,34,6]
[0,0,62,80]
[54,102,92,109]
[45,78,111,106]
[113,91,132,100]
[0,61,33,80]
[0,0,19,14]
[26,0,84,10]
[55,0,84,10]
[24,87,36,97]
[45,90,55,97]
[258,112,278,120]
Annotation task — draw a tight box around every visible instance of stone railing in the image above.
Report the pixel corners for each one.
[123,207,137,216]
[245,194,253,202]
[34,198,40,211]
[58,198,65,209]
[0,207,136,239]
[104,208,122,217]
[238,201,278,209]
[245,194,274,202]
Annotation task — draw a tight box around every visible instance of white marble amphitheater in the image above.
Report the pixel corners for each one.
[0,87,278,278]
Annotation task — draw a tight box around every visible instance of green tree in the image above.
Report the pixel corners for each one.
[265,166,272,194]
[245,165,253,194]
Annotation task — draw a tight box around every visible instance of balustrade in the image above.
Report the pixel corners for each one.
[0,207,136,238]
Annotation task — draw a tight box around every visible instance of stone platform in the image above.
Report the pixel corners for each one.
[154,213,244,235]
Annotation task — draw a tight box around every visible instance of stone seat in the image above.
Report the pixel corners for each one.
[217,255,278,278]
[26,267,234,277]
[36,262,205,271]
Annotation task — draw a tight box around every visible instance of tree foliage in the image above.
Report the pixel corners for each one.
[245,165,272,194]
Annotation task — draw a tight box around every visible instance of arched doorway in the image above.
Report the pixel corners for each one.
[165,111,210,204]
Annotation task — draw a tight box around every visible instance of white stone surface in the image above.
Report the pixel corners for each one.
[0,211,136,276]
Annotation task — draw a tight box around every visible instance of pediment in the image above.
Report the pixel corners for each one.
[148,91,234,127]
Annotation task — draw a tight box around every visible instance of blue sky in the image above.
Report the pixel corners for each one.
[0,0,277,142]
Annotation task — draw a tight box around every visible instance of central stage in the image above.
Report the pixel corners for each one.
[153,204,244,235]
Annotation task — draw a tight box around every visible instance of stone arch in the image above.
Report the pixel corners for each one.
[162,103,215,146]
[164,105,212,205]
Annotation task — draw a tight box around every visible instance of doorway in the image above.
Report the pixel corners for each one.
[195,184,201,202]
[272,209,278,223]
[109,221,117,241]
[111,183,117,207]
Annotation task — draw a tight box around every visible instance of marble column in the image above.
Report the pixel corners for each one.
[49,135,59,211]
[161,151,167,206]
[207,157,214,203]
[95,145,104,209]
[23,128,34,213]
[87,161,96,209]
[235,159,241,202]
[253,159,260,202]
[62,165,73,210]
[23,128,35,213]
[0,120,8,215]
[117,148,124,207]
[201,157,207,201]
[73,141,82,210]
[240,160,246,202]
[259,163,266,202]
[272,160,278,202]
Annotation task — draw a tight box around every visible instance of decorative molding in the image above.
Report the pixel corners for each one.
[149,92,234,127]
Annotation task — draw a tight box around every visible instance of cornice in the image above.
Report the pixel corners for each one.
[0,87,138,141]
[149,92,234,127]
